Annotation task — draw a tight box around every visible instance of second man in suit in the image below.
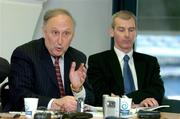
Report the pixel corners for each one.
[87,10,164,107]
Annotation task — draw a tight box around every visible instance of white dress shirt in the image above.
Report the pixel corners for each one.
[114,47,138,90]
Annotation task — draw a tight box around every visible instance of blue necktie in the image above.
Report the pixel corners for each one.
[123,55,135,94]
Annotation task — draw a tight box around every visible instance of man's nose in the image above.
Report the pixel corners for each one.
[125,30,130,37]
[57,33,63,44]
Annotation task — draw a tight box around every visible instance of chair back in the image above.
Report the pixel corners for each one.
[0,82,9,110]
[0,57,10,83]
[0,57,10,111]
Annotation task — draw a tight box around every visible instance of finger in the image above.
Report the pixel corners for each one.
[70,62,76,72]
[78,63,84,71]
[80,70,86,82]
[144,98,155,107]
[80,77,85,84]
[111,93,116,97]
[147,100,154,107]
[82,71,86,80]
[140,100,148,107]
[150,98,159,106]
[143,102,149,107]
[144,98,157,107]
[82,64,87,73]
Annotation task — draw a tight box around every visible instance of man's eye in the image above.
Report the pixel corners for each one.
[52,31,59,35]
[118,29,125,32]
[63,31,71,36]
[129,28,135,32]
[116,27,125,32]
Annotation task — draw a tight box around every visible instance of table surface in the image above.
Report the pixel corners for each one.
[0,112,180,119]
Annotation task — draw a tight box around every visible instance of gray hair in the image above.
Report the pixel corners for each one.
[43,8,76,27]
[111,10,136,29]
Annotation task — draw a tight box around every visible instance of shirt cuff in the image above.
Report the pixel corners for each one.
[72,86,86,100]
[48,86,86,109]
[47,99,55,109]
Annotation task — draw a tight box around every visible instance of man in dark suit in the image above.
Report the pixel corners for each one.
[5,8,94,111]
[87,10,164,107]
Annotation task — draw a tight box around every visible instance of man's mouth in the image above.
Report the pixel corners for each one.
[56,47,63,51]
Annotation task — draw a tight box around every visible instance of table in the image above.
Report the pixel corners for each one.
[0,112,180,119]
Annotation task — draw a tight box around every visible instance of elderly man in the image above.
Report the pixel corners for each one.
[5,8,94,112]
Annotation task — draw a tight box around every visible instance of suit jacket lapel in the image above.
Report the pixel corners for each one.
[133,52,146,89]
[108,50,124,93]
[64,48,72,95]
[39,39,57,87]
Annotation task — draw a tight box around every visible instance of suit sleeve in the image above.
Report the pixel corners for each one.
[8,47,51,111]
[87,55,112,106]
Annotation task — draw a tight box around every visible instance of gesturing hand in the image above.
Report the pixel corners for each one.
[69,62,86,92]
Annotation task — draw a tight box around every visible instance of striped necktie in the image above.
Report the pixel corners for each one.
[54,57,65,97]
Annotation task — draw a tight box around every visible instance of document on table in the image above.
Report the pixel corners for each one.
[84,104,137,118]
[132,105,170,112]
[84,104,170,118]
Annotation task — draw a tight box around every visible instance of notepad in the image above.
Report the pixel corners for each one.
[135,105,170,111]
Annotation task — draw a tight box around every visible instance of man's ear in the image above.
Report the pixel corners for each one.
[109,28,114,37]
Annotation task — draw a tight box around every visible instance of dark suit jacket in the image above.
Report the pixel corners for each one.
[5,38,94,111]
[87,50,164,106]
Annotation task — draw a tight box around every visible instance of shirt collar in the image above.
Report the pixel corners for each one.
[114,46,133,62]
[51,55,64,63]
